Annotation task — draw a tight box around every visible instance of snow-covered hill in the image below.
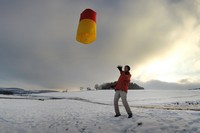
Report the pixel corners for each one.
[0,90,200,133]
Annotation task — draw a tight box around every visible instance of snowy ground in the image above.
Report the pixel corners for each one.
[0,90,200,133]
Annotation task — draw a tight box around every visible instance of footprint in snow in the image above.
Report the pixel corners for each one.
[137,122,142,126]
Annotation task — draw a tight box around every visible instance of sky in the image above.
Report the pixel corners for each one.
[0,0,200,90]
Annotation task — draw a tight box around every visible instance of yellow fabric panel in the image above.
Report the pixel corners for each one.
[76,19,96,44]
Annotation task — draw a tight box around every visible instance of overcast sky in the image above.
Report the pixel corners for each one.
[0,0,200,90]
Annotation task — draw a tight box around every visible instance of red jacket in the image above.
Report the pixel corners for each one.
[115,71,131,93]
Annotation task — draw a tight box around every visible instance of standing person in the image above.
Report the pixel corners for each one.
[113,65,132,118]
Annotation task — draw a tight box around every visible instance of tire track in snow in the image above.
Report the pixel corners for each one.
[66,97,200,112]
[1,96,200,111]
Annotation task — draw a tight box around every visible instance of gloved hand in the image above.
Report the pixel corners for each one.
[111,86,116,91]
[111,81,116,89]
[117,65,123,68]
[117,65,123,71]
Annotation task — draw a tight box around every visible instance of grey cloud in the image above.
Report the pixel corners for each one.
[0,0,200,90]
[0,0,118,89]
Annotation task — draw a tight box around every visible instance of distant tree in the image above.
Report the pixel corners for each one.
[100,82,116,90]
[0,91,13,95]
[94,84,99,90]
[129,83,144,90]
[95,82,144,90]
[80,87,84,91]
[87,87,91,91]
[62,89,68,93]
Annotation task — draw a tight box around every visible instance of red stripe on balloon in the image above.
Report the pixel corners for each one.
[80,9,96,22]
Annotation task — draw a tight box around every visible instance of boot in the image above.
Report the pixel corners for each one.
[128,113,132,118]
[114,114,121,117]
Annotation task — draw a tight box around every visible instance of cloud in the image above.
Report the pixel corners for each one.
[0,0,200,90]
[137,80,200,90]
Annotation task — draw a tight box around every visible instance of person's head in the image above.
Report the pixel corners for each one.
[124,65,130,72]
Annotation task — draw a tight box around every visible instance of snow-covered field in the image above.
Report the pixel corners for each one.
[0,90,200,133]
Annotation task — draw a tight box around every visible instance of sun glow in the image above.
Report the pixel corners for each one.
[134,56,178,82]
[133,16,200,83]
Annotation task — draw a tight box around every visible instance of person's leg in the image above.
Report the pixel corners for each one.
[114,90,121,116]
[120,91,132,117]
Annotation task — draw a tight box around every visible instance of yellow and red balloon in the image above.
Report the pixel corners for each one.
[76,9,96,44]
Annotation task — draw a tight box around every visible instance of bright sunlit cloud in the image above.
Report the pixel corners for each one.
[134,15,200,83]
